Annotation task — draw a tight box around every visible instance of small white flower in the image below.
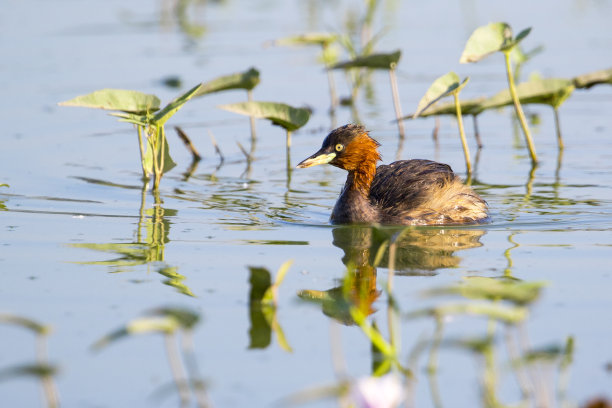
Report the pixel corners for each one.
[350,374,404,408]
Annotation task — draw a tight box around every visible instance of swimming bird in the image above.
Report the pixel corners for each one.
[296,124,489,225]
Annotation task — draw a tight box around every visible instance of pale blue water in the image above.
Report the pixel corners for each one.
[1,1,612,407]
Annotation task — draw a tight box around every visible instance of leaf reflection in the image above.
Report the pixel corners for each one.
[70,185,195,297]
[247,262,293,352]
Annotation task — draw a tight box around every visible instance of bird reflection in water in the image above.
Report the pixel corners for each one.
[299,225,485,324]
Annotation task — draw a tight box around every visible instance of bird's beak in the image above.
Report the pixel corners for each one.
[296,151,336,168]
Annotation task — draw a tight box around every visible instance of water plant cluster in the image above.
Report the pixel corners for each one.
[58,18,611,190]
[59,68,310,191]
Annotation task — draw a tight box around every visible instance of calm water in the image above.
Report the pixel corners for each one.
[1,1,612,407]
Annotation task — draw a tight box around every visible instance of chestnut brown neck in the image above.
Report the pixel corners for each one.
[342,134,381,195]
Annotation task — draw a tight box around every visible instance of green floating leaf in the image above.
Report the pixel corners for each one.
[92,316,181,350]
[424,276,547,305]
[483,77,575,110]
[59,89,161,114]
[275,32,339,47]
[147,307,200,329]
[403,97,486,119]
[195,67,261,97]
[219,101,310,131]
[413,72,469,118]
[0,313,51,335]
[460,22,530,63]
[330,50,401,70]
[153,83,203,126]
[573,67,612,89]
[406,302,528,324]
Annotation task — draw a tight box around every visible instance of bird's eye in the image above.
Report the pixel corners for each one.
[335,144,344,152]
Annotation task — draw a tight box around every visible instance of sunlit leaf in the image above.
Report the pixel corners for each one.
[194,67,260,97]
[59,89,161,114]
[573,67,612,89]
[424,276,547,305]
[219,101,310,131]
[460,22,530,63]
[153,83,203,126]
[148,307,200,329]
[413,72,469,118]
[406,302,528,324]
[110,112,148,126]
[92,316,181,350]
[330,50,401,70]
[482,78,575,110]
[0,313,51,335]
[403,97,486,119]
[275,32,339,47]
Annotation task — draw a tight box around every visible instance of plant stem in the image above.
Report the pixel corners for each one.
[247,90,257,142]
[472,115,483,148]
[388,66,406,140]
[553,107,564,150]
[453,92,472,175]
[286,130,292,187]
[137,125,149,180]
[149,126,160,190]
[504,51,538,164]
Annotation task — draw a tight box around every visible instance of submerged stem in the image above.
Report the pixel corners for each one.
[504,51,538,164]
[453,92,472,175]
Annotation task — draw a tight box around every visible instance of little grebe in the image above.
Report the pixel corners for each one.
[296,124,489,225]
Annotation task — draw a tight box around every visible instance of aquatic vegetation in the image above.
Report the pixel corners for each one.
[218,101,310,173]
[331,50,405,138]
[93,307,207,406]
[59,85,203,190]
[273,33,340,109]
[461,22,538,164]
[573,66,612,89]
[483,76,575,148]
[413,72,472,174]
[0,314,59,407]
